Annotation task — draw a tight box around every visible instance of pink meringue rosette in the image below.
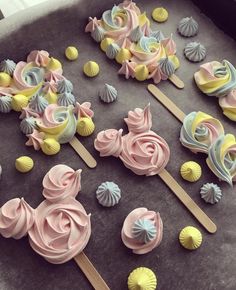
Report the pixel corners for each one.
[219,89,236,121]
[121,207,163,254]
[0,198,34,239]
[27,50,50,67]
[43,165,82,202]
[28,197,91,264]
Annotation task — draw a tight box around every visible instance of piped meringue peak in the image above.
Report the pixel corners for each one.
[0,164,91,264]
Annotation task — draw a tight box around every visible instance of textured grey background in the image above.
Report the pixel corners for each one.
[0,0,236,289]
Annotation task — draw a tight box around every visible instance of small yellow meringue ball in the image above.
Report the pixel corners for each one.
[138,12,150,27]
[100,38,114,52]
[83,61,100,77]
[134,64,149,81]
[128,267,157,290]
[179,226,202,250]
[15,156,34,173]
[47,57,62,71]
[0,72,11,87]
[115,48,132,64]
[65,46,79,61]
[180,161,202,182]
[11,94,28,112]
[152,7,169,23]
[44,92,58,104]
[40,138,61,155]
[77,117,95,136]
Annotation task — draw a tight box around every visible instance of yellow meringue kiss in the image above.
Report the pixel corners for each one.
[180,161,202,182]
[11,94,28,111]
[47,57,62,71]
[77,117,95,137]
[134,64,149,81]
[15,156,34,173]
[44,92,58,104]
[100,37,114,52]
[65,46,79,61]
[115,48,132,64]
[40,138,61,155]
[0,72,11,87]
[152,7,169,23]
[128,267,157,290]
[83,61,100,77]
[179,226,202,250]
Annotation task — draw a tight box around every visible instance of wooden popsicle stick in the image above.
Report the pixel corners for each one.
[168,74,185,89]
[148,84,185,123]
[70,136,97,168]
[159,169,217,234]
[74,252,110,290]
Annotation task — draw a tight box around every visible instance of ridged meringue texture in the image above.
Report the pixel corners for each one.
[40,138,61,155]
[91,25,105,43]
[178,16,199,37]
[83,61,100,77]
[96,181,121,207]
[150,30,165,42]
[134,64,149,81]
[132,219,157,244]
[57,78,73,93]
[179,226,202,250]
[106,43,120,59]
[76,117,95,136]
[0,96,12,113]
[0,59,16,76]
[11,94,28,112]
[100,37,114,52]
[58,92,75,106]
[115,48,132,64]
[99,83,118,103]
[15,156,34,173]
[29,94,49,114]
[20,117,37,135]
[184,42,206,62]
[128,267,157,290]
[46,57,62,71]
[130,26,143,42]
[200,183,222,204]
[152,7,168,23]
[159,57,175,77]
[65,46,78,61]
[180,161,202,182]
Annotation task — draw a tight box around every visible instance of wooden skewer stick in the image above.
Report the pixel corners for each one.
[70,137,97,168]
[148,84,185,122]
[159,169,217,234]
[74,252,110,290]
[168,74,185,89]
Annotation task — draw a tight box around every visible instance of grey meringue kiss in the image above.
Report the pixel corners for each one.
[129,26,143,42]
[96,181,121,207]
[0,96,12,113]
[91,25,105,42]
[29,93,48,114]
[99,84,117,103]
[57,78,73,93]
[106,43,120,59]
[178,16,198,37]
[159,57,175,77]
[150,30,165,42]
[0,59,16,76]
[200,183,222,204]
[20,117,37,135]
[184,42,206,62]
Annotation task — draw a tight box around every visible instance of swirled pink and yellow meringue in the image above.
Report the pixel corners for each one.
[121,207,163,254]
[43,164,82,202]
[28,198,91,264]
[219,89,236,121]
[0,198,34,239]
[27,50,50,67]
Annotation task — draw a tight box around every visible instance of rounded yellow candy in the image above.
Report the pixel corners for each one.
[65,46,79,61]
[0,72,11,87]
[77,117,95,137]
[15,156,34,173]
[180,161,202,182]
[40,138,61,155]
[100,38,114,52]
[128,267,157,290]
[152,7,168,23]
[138,12,150,27]
[134,64,149,81]
[47,57,62,71]
[115,48,131,64]
[11,94,28,112]
[83,61,99,77]
[179,226,202,250]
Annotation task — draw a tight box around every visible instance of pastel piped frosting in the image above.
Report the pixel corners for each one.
[0,59,16,76]
[29,93,49,114]
[200,183,222,204]
[99,83,118,103]
[20,117,37,135]
[57,78,73,93]
[129,26,143,42]
[106,43,120,59]
[159,57,175,77]
[178,16,198,37]
[184,42,206,62]
[132,219,157,243]
[0,96,12,113]
[96,181,121,207]
[58,92,75,106]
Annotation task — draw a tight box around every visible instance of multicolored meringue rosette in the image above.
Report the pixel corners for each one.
[0,198,34,239]
[28,198,91,264]
[206,134,236,185]
[43,165,82,202]
[121,207,163,254]
[219,89,236,121]
[180,111,224,153]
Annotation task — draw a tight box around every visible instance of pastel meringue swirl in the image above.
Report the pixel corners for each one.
[121,207,163,254]
[206,134,236,185]
[43,164,82,202]
[28,198,91,264]
[96,181,121,207]
[180,111,224,153]
[184,42,206,62]
[200,183,222,204]
[99,84,118,103]
[0,198,34,239]
[219,89,236,121]
[178,16,198,37]
[132,218,157,244]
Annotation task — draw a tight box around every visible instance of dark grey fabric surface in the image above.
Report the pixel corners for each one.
[0,0,236,289]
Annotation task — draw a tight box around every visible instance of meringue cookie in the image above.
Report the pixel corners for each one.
[159,57,175,77]
[57,78,73,93]
[11,94,28,112]
[115,48,132,64]
[83,61,100,77]
[152,7,168,23]
[180,161,202,182]
[65,46,78,61]
[129,26,143,42]
[91,25,105,43]
[200,183,222,204]
[150,30,165,42]
[178,16,198,37]
[106,43,120,59]
[179,226,202,250]
[40,138,61,155]
[58,92,75,106]
[132,219,157,244]
[96,181,121,207]
[99,84,118,103]
[128,267,157,290]
[0,96,12,113]
[76,117,95,136]
[29,94,49,114]
[0,59,16,76]
[15,156,34,173]
[184,42,206,62]
[20,117,37,135]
